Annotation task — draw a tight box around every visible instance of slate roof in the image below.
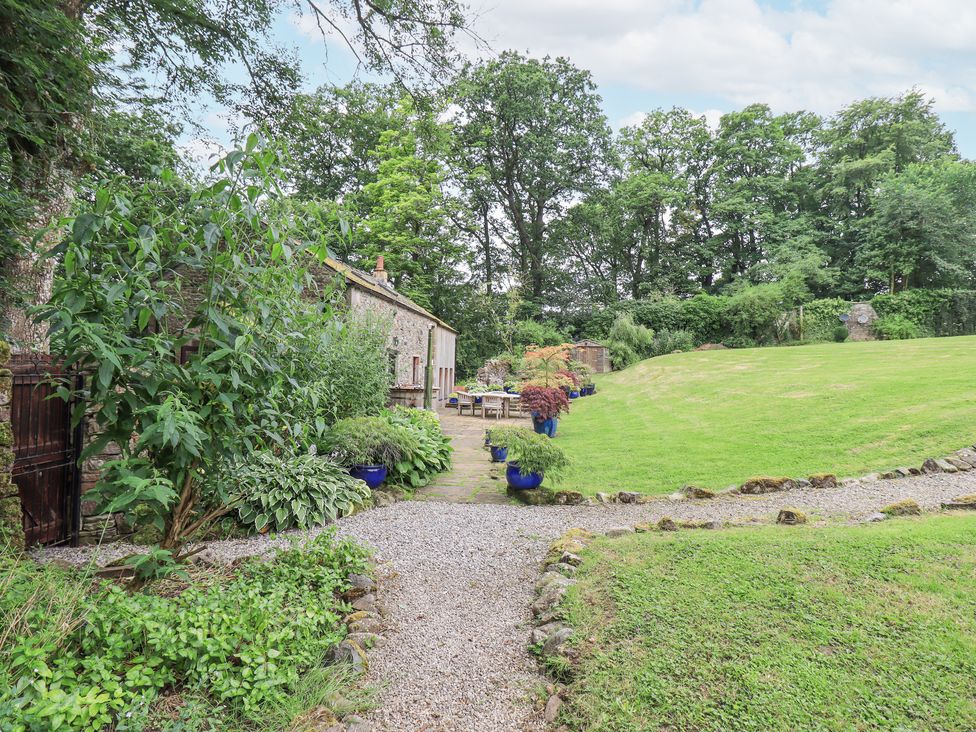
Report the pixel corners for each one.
[320,255,458,334]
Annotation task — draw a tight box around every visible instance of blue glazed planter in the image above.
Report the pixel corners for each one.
[569,390,580,399]
[350,464,387,490]
[490,445,508,462]
[532,415,558,438]
[506,462,543,490]
[449,397,458,405]
[474,396,483,404]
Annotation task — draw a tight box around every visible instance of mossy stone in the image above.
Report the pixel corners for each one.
[881,499,921,517]
[776,508,807,525]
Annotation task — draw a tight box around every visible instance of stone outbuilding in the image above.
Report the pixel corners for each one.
[317,256,458,407]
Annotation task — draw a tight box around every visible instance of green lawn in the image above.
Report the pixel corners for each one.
[558,515,976,731]
[556,337,976,495]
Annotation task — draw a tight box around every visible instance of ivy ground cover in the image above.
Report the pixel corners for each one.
[557,515,976,731]
[556,336,976,495]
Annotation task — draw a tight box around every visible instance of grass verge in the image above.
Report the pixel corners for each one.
[559,514,976,731]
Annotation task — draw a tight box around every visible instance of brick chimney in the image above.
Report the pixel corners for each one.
[373,255,388,283]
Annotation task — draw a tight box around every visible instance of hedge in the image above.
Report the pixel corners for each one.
[581,289,976,350]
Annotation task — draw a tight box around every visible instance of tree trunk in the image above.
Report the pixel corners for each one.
[1,161,76,353]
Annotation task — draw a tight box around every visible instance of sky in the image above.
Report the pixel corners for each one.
[183,0,976,163]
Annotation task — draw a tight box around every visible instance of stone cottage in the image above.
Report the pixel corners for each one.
[316,255,457,408]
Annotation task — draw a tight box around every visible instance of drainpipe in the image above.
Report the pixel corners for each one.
[424,324,435,410]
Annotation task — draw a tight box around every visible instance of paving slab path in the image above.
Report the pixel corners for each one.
[414,409,528,504]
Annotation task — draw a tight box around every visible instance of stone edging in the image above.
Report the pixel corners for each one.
[315,568,387,732]
[552,445,976,507]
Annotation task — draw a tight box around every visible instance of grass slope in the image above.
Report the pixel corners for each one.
[557,337,976,495]
[560,515,976,731]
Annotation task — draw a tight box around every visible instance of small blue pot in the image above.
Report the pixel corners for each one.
[449,397,458,405]
[490,445,508,462]
[532,416,558,438]
[569,390,580,399]
[506,462,543,490]
[350,464,387,490]
[474,396,483,404]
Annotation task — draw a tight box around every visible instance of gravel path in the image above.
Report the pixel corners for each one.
[36,470,976,731]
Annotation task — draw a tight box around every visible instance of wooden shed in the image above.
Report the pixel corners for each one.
[571,339,611,374]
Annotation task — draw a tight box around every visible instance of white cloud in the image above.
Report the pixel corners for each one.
[178,138,226,173]
[466,0,976,114]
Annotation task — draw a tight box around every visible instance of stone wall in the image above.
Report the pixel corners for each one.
[349,288,434,389]
[77,412,124,545]
[846,302,879,341]
[0,338,21,551]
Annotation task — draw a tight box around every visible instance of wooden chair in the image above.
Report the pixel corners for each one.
[457,392,478,416]
[482,394,504,420]
[508,394,524,416]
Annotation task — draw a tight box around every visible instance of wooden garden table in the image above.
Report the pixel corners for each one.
[479,391,520,418]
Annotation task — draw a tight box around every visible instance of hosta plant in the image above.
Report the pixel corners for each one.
[225,451,371,532]
[383,407,452,488]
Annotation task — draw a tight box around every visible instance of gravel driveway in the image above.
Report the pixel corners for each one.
[37,470,976,731]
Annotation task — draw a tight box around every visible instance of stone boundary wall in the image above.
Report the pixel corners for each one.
[0,339,21,551]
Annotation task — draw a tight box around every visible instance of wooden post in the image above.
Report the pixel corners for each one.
[424,325,435,410]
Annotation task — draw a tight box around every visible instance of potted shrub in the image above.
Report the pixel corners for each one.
[324,416,418,489]
[569,360,595,395]
[519,385,569,438]
[486,425,521,463]
[504,428,570,490]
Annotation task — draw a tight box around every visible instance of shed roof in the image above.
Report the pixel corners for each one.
[320,255,458,334]
[573,339,606,348]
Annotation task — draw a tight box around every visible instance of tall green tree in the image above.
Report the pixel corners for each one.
[452,52,614,303]
[351,100,466,312]
[1,0,469,346]
[816,90,957,295]
[861,160,976,292]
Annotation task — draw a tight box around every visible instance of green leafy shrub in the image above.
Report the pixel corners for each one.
[511,319,570,349]
[286,313,395,446]
[486,424,523,448]
[223,451,370,532]
[650,329,695,357]
[605,313,654,369]
[506,428,570,480]
[324,416,418,467]
[0,531,368,729]
[801,298,850,341]
[383,407,452,489]
[37,142,354,574]
[872,289,976,336]
[873,315,923,340]
[832,325,850,342]
[679,293,729,344]
[726,283,794,344]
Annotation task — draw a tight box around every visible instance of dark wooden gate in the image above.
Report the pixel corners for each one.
[10,354,82,546]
